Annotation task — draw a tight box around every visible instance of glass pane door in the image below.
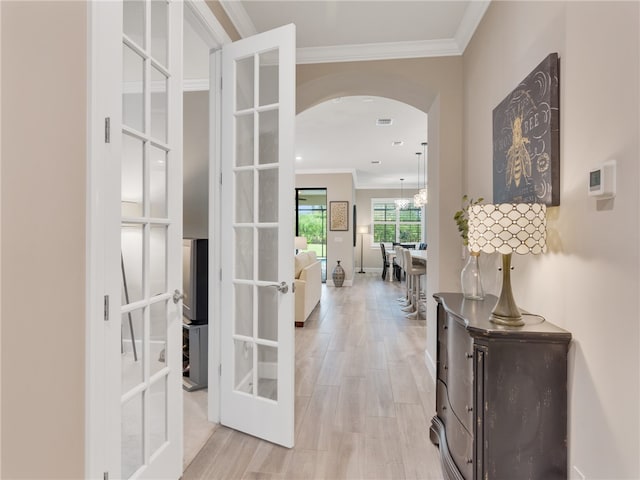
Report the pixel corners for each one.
[220,24,296,448]
[120,0,182,477]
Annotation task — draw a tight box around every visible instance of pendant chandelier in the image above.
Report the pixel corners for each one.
[418,141,428,205]
[413,150,424,207]
[395,178,410,210]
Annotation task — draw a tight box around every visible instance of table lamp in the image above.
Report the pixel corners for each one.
[356,225,370,273]
[295,236,307,254]
[467,203,546,326]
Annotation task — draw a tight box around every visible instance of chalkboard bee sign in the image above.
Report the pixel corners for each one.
[493,53,560,206]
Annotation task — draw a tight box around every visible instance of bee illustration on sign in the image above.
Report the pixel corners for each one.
[506,115,532,189]
[493,53,560,206]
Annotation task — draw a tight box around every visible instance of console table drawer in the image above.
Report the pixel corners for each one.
[437,340,448,385]
[437,380,473,479]
[437,304,449,384]
[447,313,474,433]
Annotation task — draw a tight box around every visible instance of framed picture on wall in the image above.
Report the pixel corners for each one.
[329,201,349,231]
[492,52,560,206]
[353,204,357,246]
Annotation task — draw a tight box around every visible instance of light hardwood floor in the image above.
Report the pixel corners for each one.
[183,272,444,479]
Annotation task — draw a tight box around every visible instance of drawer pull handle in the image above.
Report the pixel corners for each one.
[466,458,473,464]
[466,405,473,412]
[465,353,473,359]
[444,365,448,370]
[442,405,447,410]
[443,325,448,330]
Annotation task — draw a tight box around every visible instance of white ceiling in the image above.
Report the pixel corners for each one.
[296,96,428,190]
[186,1,489,190]
[221,1,490,62]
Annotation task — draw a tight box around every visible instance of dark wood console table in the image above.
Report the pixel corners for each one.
[431,293,571,479]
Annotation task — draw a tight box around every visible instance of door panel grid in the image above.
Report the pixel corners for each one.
[119,0,181,477]
[220,24,295,448]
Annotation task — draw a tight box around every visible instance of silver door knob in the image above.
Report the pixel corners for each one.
[267,281,289,294]
[173,289,185,304]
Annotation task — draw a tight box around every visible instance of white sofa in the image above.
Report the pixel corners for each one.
[294,251,321,327]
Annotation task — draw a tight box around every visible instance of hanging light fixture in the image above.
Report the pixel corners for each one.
[418,142,428,205]
[395,178,409,210]
[413,151,424,207]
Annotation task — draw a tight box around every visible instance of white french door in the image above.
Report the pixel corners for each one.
[218,23,296,448]
[90,0,184,478]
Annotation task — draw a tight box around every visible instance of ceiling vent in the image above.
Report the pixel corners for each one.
[376,118,393,126]
[391,141,404,147]
[371,160,382,165]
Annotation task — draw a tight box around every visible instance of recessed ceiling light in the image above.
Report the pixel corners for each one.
[376,118,393,126]
[295,156,303,161]
[391,141,404,147]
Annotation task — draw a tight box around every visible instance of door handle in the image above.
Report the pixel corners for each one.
[266,281,289,294]
[173,289,185,304]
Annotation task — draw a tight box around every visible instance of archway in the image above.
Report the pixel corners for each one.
[296,57,465,374]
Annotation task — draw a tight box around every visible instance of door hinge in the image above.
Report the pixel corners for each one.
[104,117,111,143]
[219,364,222,377]
[220,77,223,90]
[103,295,109,321]
[220,172,223,184]
[103,471,109,480]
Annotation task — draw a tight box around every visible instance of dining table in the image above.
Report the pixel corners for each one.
[410,249,427,263]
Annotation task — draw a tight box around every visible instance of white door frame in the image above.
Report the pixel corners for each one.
[208,48,223,424]
[85,1,230,478]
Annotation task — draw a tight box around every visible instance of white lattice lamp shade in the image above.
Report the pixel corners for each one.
[467,203,547,326]
[468,203,546,255]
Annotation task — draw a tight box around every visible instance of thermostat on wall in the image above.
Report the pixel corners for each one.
[588,160,616,199]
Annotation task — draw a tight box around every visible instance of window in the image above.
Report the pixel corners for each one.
[296,188,328,282]
[371,198,422,244]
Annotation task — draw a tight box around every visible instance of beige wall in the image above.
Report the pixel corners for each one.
[184,91,209,239]
[296,173,355,284]
[1,2,86,477]
[463,1,640,477]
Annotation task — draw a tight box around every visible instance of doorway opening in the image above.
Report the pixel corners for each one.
[296,188,328,282]
[181,3,219,469]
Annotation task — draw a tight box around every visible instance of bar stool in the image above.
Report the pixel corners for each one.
[399,247,415,312]
[394,246,408,304]
[402,248,426,319]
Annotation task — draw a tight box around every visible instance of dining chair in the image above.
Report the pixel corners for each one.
[379,243,390,280]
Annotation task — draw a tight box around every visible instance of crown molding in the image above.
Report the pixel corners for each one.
[184,78,210,92]
[296,38,461,64]
[296,168,357,177]
[219,0,257,38]
[185,0,231,47]
[455,1,491,53]
[220,1,489,64]
[296,168,358,186]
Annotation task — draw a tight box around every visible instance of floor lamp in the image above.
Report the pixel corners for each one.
[357,225,370,273]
